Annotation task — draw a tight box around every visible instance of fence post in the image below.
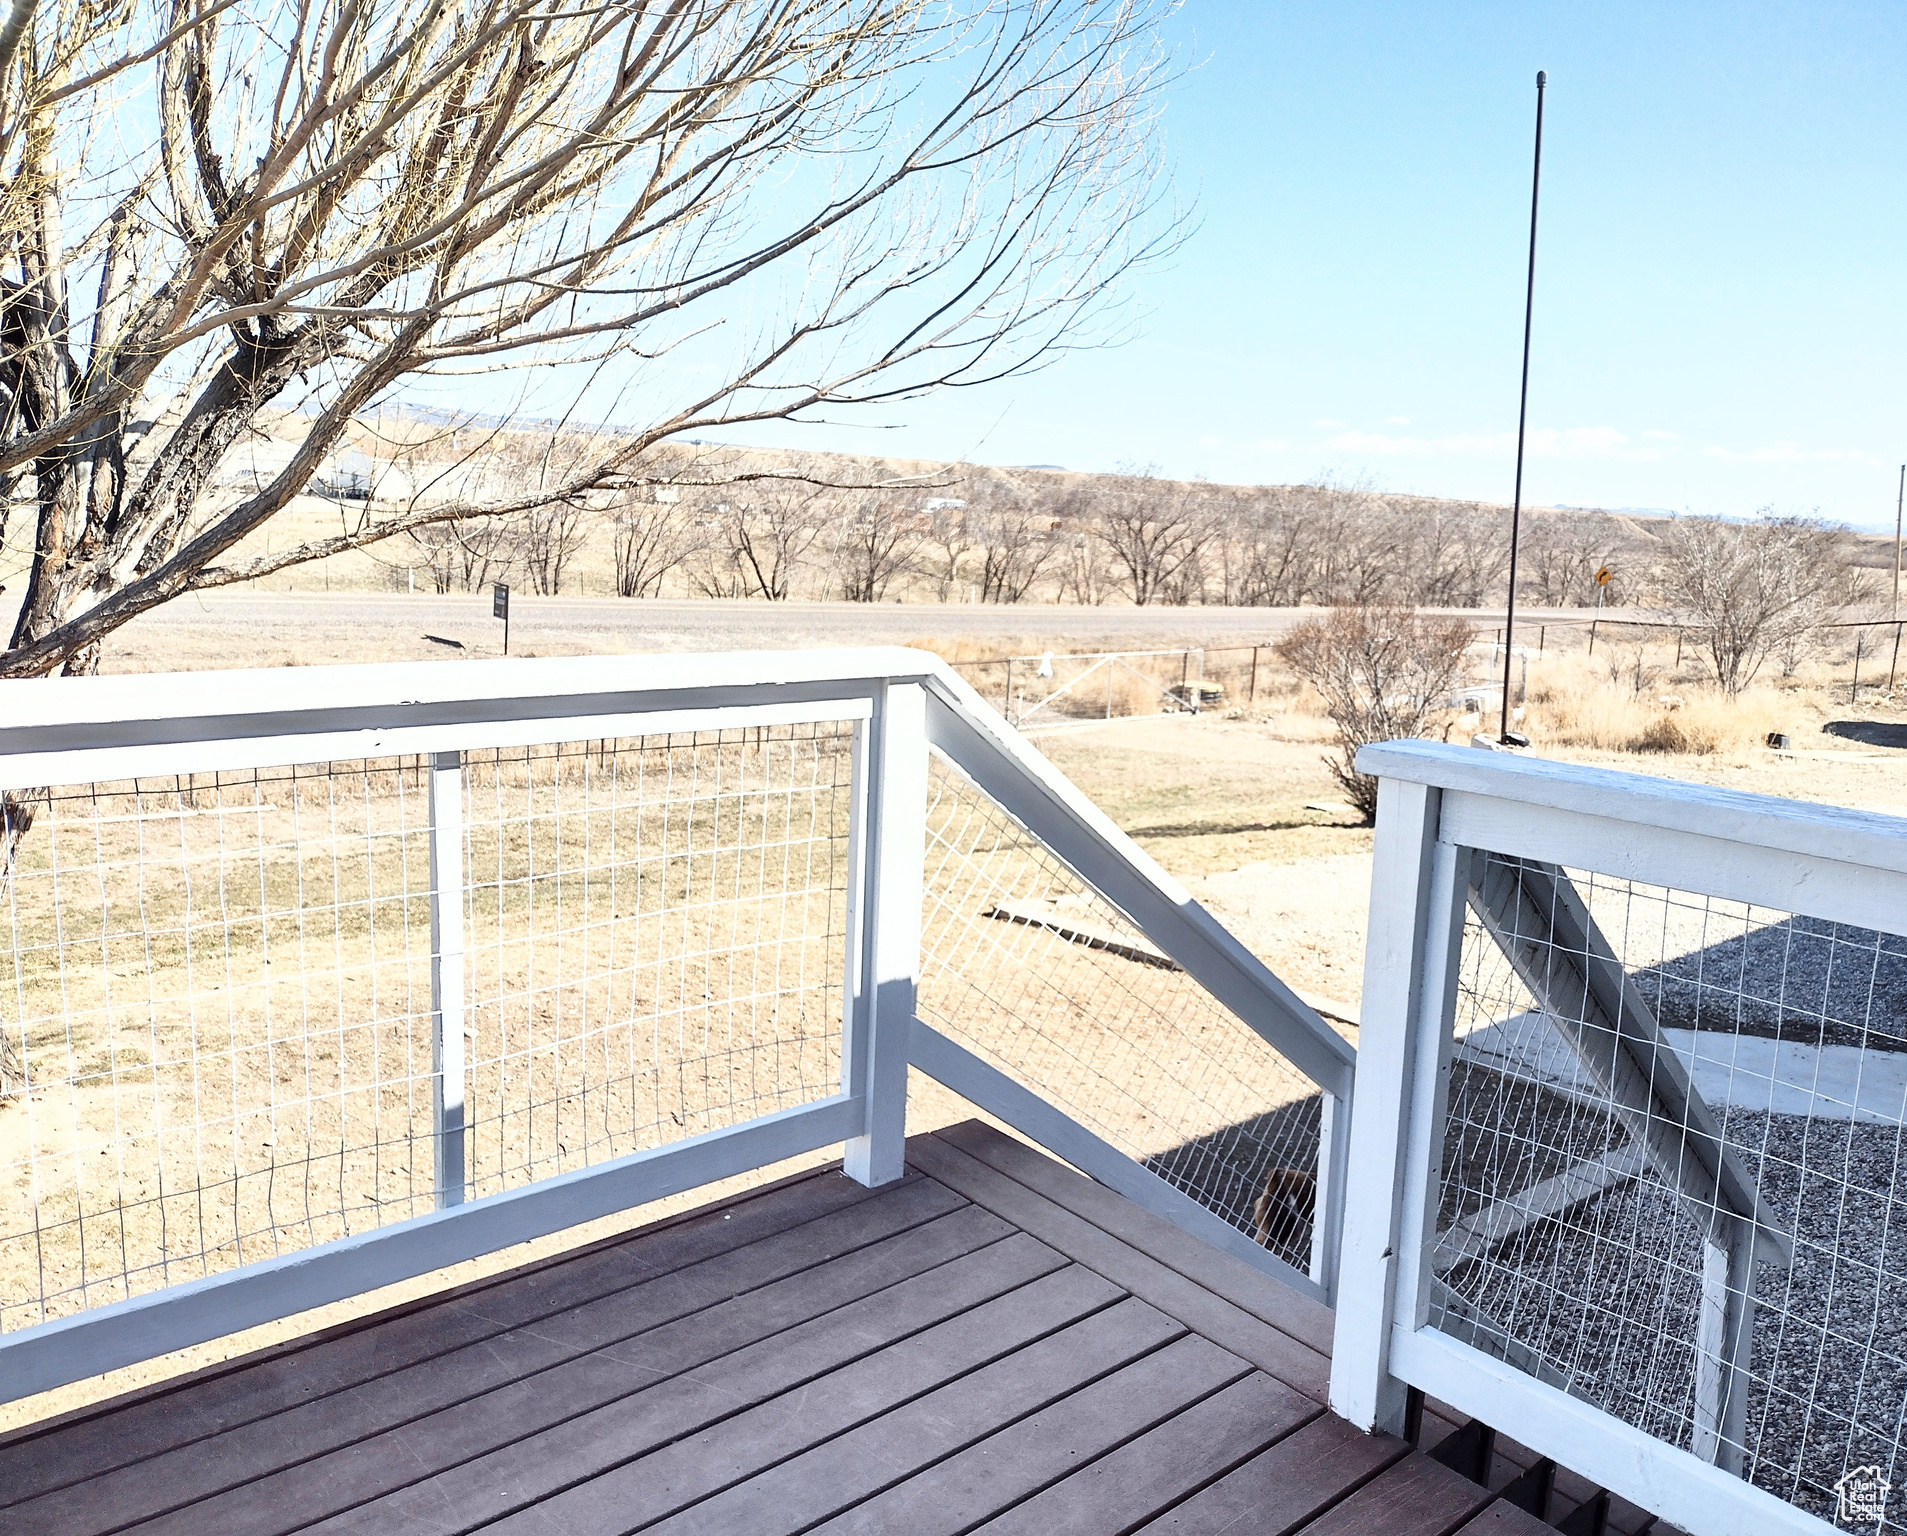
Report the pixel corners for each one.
[428,750,467,1209]
[843,681,928,1187]
[1693,1217,1757,1475]
[1330,776,1457,1434]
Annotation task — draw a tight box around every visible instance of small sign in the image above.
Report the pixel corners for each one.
[1836,1464,1891,1524]
[1594,566,1613,587]
[492,583,510,619]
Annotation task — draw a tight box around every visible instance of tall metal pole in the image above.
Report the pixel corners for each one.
[1893,462,1903,620]
[1500,70,1547,744]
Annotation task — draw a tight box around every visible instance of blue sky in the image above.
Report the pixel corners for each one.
[735,2,1907,530]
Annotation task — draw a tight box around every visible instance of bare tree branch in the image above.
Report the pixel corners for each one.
[0,0,1183,677]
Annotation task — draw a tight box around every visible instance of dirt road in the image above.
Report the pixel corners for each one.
[103,591,1606,672]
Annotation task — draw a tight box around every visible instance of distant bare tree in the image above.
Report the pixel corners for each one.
[404,517,514,594]
[1519,513,1619,606]
[1321,503,1402,606]
[455,521,518,596]
[1093,466,1209,605]
[1278,606,1472,822]
[1406,499,1508,608]
[1061,525,1113,605]
[696,483,829,601]
[611,496,696,600]
[1230,489,1316,606]
[404,523,467,595]
[921,499,978,602]
[1653,512,1860,693]
[977,510,1058,604]
[837,499,925,603]
[522,503,590,595]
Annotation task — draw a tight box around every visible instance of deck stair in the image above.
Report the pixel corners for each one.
[1406,1387,1679,1536]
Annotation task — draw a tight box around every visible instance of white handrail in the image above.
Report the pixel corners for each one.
[1358,738,1907,879]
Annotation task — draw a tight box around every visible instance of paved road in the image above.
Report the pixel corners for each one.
[116,591,1613,667]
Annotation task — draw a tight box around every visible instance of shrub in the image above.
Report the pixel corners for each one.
[1277,606,1472,822]
[1652,513,1861,694]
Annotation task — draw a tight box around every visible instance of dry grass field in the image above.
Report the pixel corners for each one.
[5,597,1906,1434]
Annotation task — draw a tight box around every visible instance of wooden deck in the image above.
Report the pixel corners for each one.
[1,1122,1639,1536]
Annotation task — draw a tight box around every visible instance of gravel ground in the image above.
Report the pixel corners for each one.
[1437,1093,1907,1529]
[1643,916,1907,1051]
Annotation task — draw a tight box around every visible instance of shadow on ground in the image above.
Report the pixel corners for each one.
[1144,1094,1321,1271]
[1824,720,1907,749]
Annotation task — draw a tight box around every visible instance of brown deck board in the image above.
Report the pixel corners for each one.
[0,1163,882,1510]
[908,1131,1332,1398]
[63,1190,1014,1534]
[256,1232,1086,1536]
[730,1334,1251,1536]
[957,1372,1319,1536]
[1130,1413,1409,1535]
[0,1121,1650,1536]
[1291,1452,1497,1536]
[940,1120,1337,1355]
[482,1288,1171,1534]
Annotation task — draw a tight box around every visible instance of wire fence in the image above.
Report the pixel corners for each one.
[1433,852,1907,1527]
[917,751,1327,1268]
[0,724,854,1335]
[949,647,1280,730]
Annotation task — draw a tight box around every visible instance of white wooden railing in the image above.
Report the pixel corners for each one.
[1331,739,1907,1536]
[0,647,1350,1405]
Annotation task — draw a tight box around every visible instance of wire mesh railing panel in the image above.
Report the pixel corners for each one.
[459,728,852,1200]
[918,752,1326,1266]
[0,724,853,1334]
[0,763,438,1332]
[1432,851,1907,1528]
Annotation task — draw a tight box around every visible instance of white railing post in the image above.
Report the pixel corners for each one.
[842,681,927,1187]
[1330,776,1460,1434]
[428,750,467,1209]
[1310,1086,1351,1304]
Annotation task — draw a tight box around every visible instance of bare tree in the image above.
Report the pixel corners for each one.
[1092,465,1208,605]
[404,522,467,595]
[611,495,695,600]
[1405,498,1508,608]
[0,0,1180,679]
[522,501,589,596]
[1277,606,1472,822]
[920,497,977,601]
[1060,524,1112,605]
[453,519,517,595]
[975,499,1057,602]
[694,482,830,601]
[1652,512,1860,693]
[1518,512,1620,606]
[1229,488,1316,606]
[836,497,924,603]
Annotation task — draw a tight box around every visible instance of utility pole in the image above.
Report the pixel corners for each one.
[1894,463,1903,620]
[1892,464,1903,692]
[1500,70,1546,745]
